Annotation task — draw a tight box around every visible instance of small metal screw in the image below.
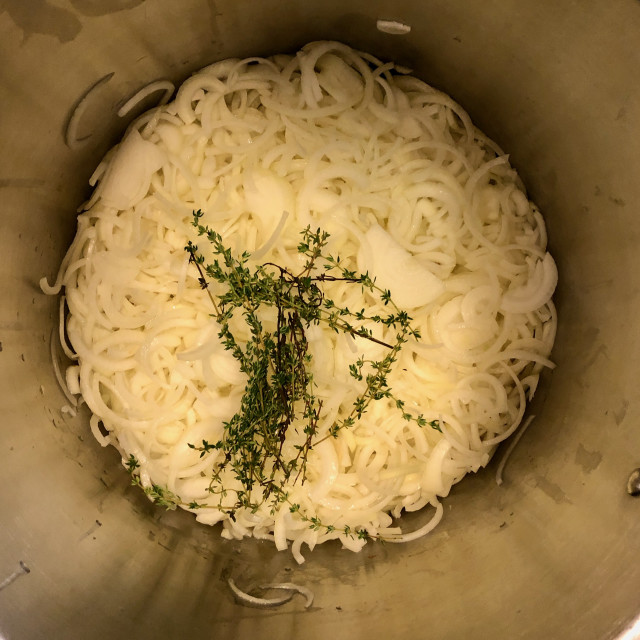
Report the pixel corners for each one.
[626,468,640,496]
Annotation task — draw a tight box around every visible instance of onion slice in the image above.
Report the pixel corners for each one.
[228,578,294,608]
[117,80,175,118]
[358,224,445,309]
[258,582,314,608]
[495,415,535,486]
[501,253,558,314]
[65,72,114,150]
[98,129,165,210]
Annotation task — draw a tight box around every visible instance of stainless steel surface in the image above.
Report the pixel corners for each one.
[1,1,639,638]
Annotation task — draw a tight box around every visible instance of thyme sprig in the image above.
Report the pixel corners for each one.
[125,454,205,510]
[125,210,441,540]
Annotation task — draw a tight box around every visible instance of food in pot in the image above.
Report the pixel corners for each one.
[42,41,557,563]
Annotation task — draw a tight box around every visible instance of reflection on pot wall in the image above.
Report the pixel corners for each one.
[1,1,640,639]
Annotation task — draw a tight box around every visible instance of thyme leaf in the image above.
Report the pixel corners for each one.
[127,210,441,541]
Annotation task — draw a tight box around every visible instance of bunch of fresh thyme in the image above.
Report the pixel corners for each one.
[126,210,440,540]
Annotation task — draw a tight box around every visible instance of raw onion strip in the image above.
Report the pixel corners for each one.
[251,210,289,261]
[227,579,294,608]
[258,582,314,608]
[387,501,444,543]
[117,80,175,118]
[46,41,557,561]
[495,415,535,485]
[65,72,115,150]
[49,328,78,407]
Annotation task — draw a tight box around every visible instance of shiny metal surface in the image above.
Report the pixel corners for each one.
[1,1,640,638]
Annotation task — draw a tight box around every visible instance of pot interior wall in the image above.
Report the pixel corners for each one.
[1,1,640,639]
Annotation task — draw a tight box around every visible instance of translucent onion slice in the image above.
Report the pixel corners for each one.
[501,253,558,314]
[359,224,445,309]
[228,579,294,608]
[99,130,165,210]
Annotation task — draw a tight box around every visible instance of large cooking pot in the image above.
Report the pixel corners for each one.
[1,1,639,638]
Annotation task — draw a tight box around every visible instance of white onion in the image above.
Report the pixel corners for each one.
[376,20,412,35]
[501,253,558,313]
[359,224,445,309]
[117,80,175,118]
[227,579,294,608]
[47,41,557,562]
[65,72,114,150]
[99,130,166,210]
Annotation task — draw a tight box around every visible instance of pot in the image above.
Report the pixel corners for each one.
[1,1,639,638]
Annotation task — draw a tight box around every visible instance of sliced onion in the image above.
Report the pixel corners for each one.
[99,129,165,210]
[50,328,78,407]
[358,224,445,309]
[259,582,314,608]
[421,440,452,496]
[65,72,114,150]
[117,80,175,118]
[228,579,294,608]
[251,210,289,261]
[387,500,444,543]
[376,20,412,35]
[500,253,558,314]
[495,414,535,485]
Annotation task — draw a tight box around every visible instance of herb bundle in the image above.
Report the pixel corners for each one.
[127,210,440,538]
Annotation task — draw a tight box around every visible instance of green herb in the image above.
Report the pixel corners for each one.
[125,453,140,473]
[125,454,206,511]
[288,502,372,540]
[126,210,441,540]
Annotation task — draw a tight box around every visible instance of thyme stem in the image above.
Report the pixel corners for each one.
[128,210,441,541]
